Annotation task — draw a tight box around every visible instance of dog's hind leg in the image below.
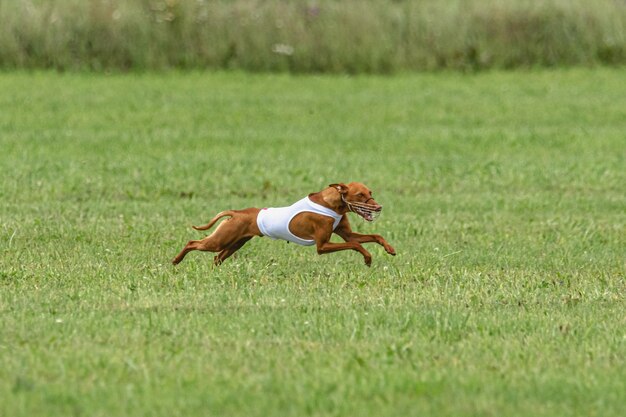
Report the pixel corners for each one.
[173,215,257,265]
[172,237,217,265]
[173,208,261,265]
[213,236,253,265]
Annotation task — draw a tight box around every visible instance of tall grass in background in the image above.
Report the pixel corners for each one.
[0,0,624,72]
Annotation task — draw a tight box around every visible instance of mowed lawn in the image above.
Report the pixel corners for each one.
[0,69,624,417]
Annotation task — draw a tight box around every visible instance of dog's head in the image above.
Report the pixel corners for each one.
[329,182,382,222]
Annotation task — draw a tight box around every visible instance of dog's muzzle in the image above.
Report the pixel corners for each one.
[343,196,382,222]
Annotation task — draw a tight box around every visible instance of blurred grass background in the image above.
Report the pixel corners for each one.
[0,0,624,73]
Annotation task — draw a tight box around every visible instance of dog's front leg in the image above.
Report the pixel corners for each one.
[342,232,396,256]
[315,240,373,266]
[334,218,395,256]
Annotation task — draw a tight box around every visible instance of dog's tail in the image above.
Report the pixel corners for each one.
[192,211,235,231]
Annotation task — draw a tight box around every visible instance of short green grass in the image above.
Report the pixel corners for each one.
[0,69,625,417]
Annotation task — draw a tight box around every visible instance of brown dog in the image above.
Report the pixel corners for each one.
[172,182,396,266]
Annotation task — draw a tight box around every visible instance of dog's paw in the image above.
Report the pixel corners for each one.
[364,255,372,267]
[385,245,396,256]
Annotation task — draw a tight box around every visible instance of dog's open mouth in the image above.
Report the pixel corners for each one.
[357,208,377,221]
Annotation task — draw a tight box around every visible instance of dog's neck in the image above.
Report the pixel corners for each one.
[308,187,348,215]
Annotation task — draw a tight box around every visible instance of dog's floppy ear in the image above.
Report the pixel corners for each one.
[329,183,348,194]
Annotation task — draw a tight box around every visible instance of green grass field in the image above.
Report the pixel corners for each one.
[1,69,624,417]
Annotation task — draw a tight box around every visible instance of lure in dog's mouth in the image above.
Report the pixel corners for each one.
[343,197,382,222]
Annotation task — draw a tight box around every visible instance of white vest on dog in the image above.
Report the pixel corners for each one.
[256,197,343,246]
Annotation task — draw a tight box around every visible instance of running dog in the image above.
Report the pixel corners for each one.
[172,182,396,266]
